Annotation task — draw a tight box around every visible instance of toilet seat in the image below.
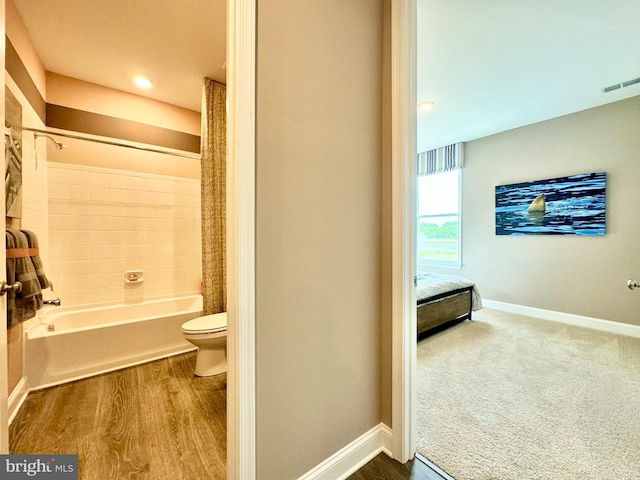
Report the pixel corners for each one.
[182,314,227,334]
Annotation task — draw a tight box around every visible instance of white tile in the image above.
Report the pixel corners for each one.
[89,186,109,202]
[107,173,127,190]
[88,216,112,231]
[50,215,90,231]
[89,245,117,260]
[88,202,110,216]
[89,172,111,188]
[47,166,69,185]
[66,185,88,201]
[108,187,127,203]
[125,175,149,192]
[67,169,89,186]
[49,231,90,246]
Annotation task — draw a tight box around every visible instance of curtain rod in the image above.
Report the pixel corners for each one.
[22,127,201,160]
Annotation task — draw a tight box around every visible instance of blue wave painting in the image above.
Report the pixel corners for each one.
[495,172,606,235]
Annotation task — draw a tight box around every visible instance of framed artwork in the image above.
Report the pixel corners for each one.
[495,172,606,235]
[5,87,23,218]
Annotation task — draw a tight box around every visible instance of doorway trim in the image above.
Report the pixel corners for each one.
[226,0,256,479]
[0,0,9,452]
[390,0,417,463]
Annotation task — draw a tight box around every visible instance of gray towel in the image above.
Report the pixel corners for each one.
[6,229,41,328]
[20,229,52,291]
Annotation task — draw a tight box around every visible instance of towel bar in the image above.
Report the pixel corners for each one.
[6,247,39,259]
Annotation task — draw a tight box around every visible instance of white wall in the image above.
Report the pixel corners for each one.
[256,0,384,477]
[430,96,640,325]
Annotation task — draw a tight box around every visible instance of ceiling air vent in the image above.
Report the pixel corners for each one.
[622,76,640,88]
[603,76,640,93]
[603,83,621,93]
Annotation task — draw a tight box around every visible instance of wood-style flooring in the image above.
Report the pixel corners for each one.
[11,351,452,480]
[10,352,227,480]
[349,453,450,480]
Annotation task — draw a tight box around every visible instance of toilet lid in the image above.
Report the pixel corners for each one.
[182,313,227,334]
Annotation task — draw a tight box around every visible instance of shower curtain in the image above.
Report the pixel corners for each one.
[201,78,226,315]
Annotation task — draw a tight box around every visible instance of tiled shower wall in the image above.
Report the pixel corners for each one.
[47,162,202,307]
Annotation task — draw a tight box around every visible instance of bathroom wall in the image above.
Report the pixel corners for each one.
[47,162,201,307]
[43,76,203,308]
[5,0,49,395]
[45,73,201,179]
[6,0,206,395]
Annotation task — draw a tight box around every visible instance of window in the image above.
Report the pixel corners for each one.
[417,169,461,270]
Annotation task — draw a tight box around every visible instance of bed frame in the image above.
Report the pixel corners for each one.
[417,286,474,336]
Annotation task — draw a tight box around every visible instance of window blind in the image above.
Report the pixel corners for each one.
[417,142,464,176]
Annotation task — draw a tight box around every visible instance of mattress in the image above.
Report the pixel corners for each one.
[416,273,483,311]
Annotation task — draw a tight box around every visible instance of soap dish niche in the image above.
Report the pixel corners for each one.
[125,270,144,284]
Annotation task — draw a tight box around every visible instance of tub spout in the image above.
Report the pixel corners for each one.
[44,298,61,306]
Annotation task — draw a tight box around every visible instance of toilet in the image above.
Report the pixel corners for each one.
[181,312,227,377]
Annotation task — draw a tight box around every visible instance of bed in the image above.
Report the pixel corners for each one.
[416,273,482,336]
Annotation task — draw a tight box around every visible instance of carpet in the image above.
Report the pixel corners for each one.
[416,308,640,480]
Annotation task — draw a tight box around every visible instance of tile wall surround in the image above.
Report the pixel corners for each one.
[47,162,202,307]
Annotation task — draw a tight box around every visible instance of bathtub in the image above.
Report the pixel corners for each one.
[25,295,203,390]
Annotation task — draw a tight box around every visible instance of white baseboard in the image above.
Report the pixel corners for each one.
[8,377,29,425]
[483,300,640,338]
[297,423,393,480]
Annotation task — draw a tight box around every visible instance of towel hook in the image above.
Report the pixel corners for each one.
[0,281,22,295]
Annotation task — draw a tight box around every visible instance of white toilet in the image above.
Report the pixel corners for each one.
[181,312,227,377]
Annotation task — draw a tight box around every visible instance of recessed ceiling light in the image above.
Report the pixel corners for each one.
[134,76,153,89]
[418,100,436,112]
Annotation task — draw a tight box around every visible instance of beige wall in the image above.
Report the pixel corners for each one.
[47,73,200,135]
[379,0,393,428]
[45,74,201,179]
[44,134,201,181]
[430,96,640,325]
[6,0,45,98]
[256,0,384,477]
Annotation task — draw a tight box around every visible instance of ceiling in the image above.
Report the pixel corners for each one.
[417,0,640,152]
[12,0,227,113]
[12,0,640,151]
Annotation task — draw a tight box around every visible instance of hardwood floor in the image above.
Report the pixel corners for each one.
[10,352,227,480]
[11,351,452,479]
[349,453,450,480]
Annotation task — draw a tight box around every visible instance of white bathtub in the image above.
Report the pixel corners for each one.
[25,295,203,389]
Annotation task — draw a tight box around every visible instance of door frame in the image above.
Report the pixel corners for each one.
[1,0,10,453]
[226,0,256,478]
[390,0,417,464]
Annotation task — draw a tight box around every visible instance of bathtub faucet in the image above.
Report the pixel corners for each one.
[43,298,61,306]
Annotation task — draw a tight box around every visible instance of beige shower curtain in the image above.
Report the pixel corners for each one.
[201,78,226,315]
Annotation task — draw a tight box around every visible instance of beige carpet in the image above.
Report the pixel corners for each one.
[416,308,640,480]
